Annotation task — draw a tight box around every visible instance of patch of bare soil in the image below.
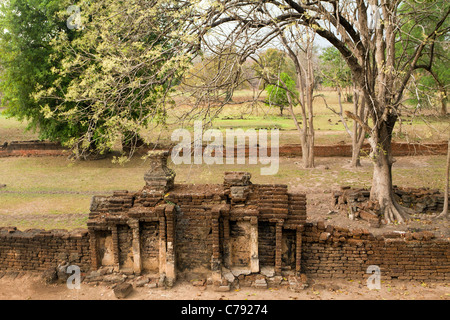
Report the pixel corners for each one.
[0,272,448,300]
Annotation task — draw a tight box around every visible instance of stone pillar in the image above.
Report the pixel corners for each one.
[224,171,252,204]
[250,217,260,273]
[295,227,302,275]
[129,218,142,275]
[275,221,283,275]
[210,207,221,282]
[111,225,120,272]
[144,150,175,193]
[165,205,176,286]
[158,214,167,280]
[223,216,231,268]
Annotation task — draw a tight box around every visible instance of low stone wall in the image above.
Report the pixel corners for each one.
[302,221,450,282]
[0,227,90,272]
[0,140,67,157]
[1,140,446,158]
[1,222,448,284]
[279,142,448,157]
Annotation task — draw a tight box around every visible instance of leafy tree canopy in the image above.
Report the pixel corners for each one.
[319,46,352,90]
[0,0,198,159]
[265,72,297,115]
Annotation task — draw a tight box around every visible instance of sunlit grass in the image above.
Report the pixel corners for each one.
[0,112,38,143]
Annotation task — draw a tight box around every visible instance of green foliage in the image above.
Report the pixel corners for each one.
[44,0,197,158]
[0,0,75,140]
[265,72,297,114]
[319,46,352,90]
[399,0,449,112]
[254,48,296,86]
[0,0,197,159]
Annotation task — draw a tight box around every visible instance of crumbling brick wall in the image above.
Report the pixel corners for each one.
[258,221,276,267]
[85,161,307,287]
[0,227,90,272]
[332,186,449,226]
[0,140,67,157]
[167,186,223,273]
[1,222,448,283]
[302,221,450,282]
[140,222,160,272]
[2,140,446,158]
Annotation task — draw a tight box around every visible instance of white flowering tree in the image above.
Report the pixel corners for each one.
[36,0,199,159]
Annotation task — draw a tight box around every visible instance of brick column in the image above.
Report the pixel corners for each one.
[275,221,283,275]
[211,214,221,267]
[210,207,222,283]
[223,216,231,268]
[158,215,167,279]
[88,230,99,270]
[165,205,176,286]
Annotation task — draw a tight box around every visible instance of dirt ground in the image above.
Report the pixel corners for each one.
[0,272,448,300]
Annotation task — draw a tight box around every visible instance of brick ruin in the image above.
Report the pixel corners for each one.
[332,186,450,227]
[86,151,307,288]
[0,150,449,289]
[0,140,67,157]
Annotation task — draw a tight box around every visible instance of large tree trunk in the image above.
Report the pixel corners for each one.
[369,117,412,224]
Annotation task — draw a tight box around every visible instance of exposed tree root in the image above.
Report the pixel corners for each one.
[382,200,413,224]
[434,211,449,220]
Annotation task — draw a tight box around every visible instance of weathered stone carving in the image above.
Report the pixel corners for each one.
[143,150,175,193]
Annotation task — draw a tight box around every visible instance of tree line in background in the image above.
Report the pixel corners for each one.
[0,0,448,221]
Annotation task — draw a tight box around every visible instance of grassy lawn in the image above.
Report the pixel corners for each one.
[141,90,449,146]
[0,111,39,143]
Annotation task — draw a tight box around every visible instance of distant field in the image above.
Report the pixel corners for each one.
[142,90,449,148]
[2,90,448,147]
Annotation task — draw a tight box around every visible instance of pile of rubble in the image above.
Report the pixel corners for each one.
[331,186,381,227]
[332,186,449,226]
